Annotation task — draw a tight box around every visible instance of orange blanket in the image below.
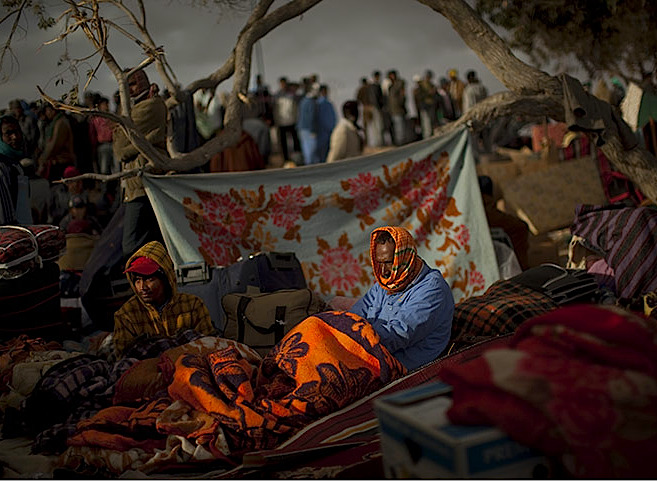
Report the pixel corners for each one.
[167,310,406,454]
[61,311,405,474]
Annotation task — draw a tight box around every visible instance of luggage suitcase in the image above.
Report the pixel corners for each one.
[179,266,231,332]
[30,224,66,262]
[179,252,308,333]
[225,252,306,294]
[0,226,38,279]
[0,262,68,342]
[511,264,598,305]
[221,288,326,356]
[0,225,66,280]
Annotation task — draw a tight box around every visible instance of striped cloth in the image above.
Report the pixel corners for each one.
[369,226,423,293]
[26,355,137,453]
[570,204,657,298]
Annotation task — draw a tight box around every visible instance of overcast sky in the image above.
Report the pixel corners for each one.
[3,0,518,117]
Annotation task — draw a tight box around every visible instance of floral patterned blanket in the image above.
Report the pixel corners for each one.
[143,128,498,304]
[57,311,406,476]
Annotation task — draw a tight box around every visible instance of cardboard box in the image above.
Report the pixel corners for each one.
[375,382,548,479]
[500,156,606,235]
[476,160,521,203]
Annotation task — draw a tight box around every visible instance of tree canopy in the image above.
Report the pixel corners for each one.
[474,0,657,90]
[2,0,657,203]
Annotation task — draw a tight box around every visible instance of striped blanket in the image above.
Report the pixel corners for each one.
[450,279,557,342]
[570,204,657,298]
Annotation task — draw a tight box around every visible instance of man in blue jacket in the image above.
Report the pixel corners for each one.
[349,226,454,371]
[296,81,320,165]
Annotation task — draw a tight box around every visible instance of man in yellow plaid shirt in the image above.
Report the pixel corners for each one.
[113,241,216,356]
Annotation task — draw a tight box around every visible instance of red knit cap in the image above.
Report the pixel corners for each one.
[124,256,160,276]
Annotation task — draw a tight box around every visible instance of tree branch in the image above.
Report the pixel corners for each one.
[37,85,172,170]
[185,0,274,93]
[52,167,141,184]
[417,0,561,96]
[0,0,30,80]
[105,0,179,99]
[415,0,657,203]
[166,0,325,173]
[433,91,564,139]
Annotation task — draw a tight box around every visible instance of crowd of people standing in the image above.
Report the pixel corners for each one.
[230,67,489,167]
[1,65,490,243]
[0,97,116,233]
[355,67,489,148]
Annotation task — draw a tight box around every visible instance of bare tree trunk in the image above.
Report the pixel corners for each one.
[151,0,324,172]
[418,0,657,203]
[417,0,561,96]
[434,91,564,138]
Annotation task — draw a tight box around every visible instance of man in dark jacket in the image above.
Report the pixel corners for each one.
[0,115,31,225]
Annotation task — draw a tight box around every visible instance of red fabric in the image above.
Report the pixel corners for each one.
[531,122,567,152]
[89,116,113,145]
[208,131,265,173]
[441,304,657,478]
[0,227,36,265]
[124,256,160,275]
[63,166,81,178]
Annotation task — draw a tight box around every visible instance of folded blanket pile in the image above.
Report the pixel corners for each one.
[442,304,657,478]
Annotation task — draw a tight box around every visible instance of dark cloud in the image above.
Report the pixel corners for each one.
[2,0,506,115]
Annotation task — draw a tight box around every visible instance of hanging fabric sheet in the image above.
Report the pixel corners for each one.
[143,127,499,303]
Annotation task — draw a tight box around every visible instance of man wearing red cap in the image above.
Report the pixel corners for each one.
[113,240,215,356]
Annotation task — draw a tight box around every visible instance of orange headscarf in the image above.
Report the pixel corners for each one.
[370,226,424,293]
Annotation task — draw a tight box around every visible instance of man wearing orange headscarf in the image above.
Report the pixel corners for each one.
[349,226,454,371]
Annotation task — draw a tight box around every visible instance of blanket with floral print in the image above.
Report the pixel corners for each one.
[57,311,406,476]
[143,128,498,304]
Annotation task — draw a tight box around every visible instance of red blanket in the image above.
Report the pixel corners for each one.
[441,304,657,478]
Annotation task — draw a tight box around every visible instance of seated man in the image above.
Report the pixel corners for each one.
[349,226,455,371]
[113,240,216,356]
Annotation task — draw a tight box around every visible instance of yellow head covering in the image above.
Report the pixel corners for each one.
[370,226,424,293]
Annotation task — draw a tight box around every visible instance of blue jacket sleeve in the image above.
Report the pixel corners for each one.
[373,277,453,354]
[348,286,376,320]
